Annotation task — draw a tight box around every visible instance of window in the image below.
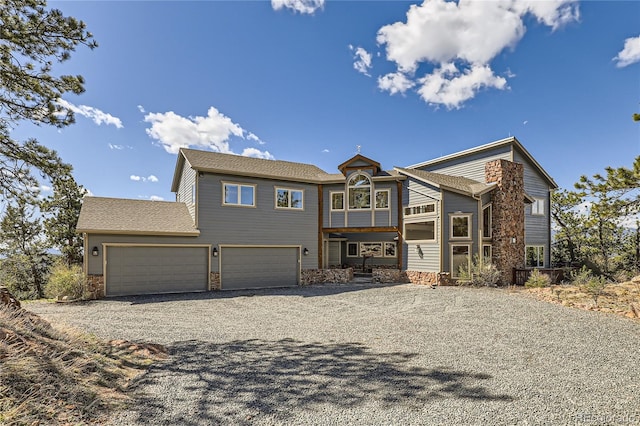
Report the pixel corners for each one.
[223,182,255,207]
[347,242,359,257]
[526,246,545,268]
[482,205,492,239]
[450,214,472,239]
[348,173,371,209]
[375,190,389,209]
[531,198,545,216]
[405,221,436,241]
[384,242,397,257]
[276,188,303,209]
[451,244,471,279]
[331,192,344,211]
[482,244,492,263]
[191,183,196,204]
[360,242,383,257]
[404,203,435,216]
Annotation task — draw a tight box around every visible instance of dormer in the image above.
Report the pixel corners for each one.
[337,154,382,177]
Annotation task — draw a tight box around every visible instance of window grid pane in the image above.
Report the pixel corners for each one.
[452,216,469,238]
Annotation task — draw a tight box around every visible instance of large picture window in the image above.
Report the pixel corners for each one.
[275,188,303,209]
[360,242,383,257]
[348,173,371,209]
[223,182,255,207]
[450,214,472,239]
[526,246,545,268]
[405,221,436,241]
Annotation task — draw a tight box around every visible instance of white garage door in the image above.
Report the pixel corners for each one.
[220,246,299,290]
[106,246,208,297]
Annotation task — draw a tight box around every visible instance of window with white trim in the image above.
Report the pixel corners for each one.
[192,183,196,204]
[451,244,471,279]
[360,242,383,257]
[375,190,389,209]
[482,205,492,239]
[331,192,344,211]
[404,203,435,216]
[223,182,255,207]
[275,188,303,209]
[482,244,492,263]
[347,242,359,257]
[348,173,371,209]
[450,213,472,239]
[526,245,545,268]
[531,198,545,216]
[405,220,436,241]
[384,242,397,257]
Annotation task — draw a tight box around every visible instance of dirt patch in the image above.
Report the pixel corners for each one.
[520,276,640,321]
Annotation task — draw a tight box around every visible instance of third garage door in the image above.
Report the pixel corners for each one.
[220,246,299,290]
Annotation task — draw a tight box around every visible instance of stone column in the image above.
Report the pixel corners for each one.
[485,159,525,284]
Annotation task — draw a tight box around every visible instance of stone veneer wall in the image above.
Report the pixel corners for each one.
[301,268,353,285]
[485,159,525,284]
[86,274,104,299]
[404,271,439,285]
[210,272,220,290]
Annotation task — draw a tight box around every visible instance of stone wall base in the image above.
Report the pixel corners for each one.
[301,268,353,285]
[86,274,104,299]
[210,272,220,290]
[372,268,407,283]
[404,271,439,286]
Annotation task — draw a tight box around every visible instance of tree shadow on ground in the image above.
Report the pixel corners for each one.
[119,339,513,425]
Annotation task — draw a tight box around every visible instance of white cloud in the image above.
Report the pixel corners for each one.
[137,105,146,113]
[108,143,124,150]
[417,63,507,109]
[130,174,159,183]
[271,0,324,14]
[57,99,123,128]
[241,147,275,160]
[322,149,330,153]
[378,72,416,95]
[149,195,164,201]
[375,0,579,107]
[350,46,373,76]
[614,35,640,68]
[144,107,273,159]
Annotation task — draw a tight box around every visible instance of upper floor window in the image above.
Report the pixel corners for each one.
[405,220,436,241]
[331,192,344,211]
[223,182,255,207]
[450,213,472,239]
[482,205,492,238]
[192,183,196,204]
[375,190,389,209]
[348,173,371,209]
[276,188,303,209]
[531,198,545,216]
[404,203,436,216]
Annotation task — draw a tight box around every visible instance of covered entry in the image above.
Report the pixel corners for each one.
[220,246,299,290]
[105,245,209,297]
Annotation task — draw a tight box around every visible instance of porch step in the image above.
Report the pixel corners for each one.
[351,272,372,284]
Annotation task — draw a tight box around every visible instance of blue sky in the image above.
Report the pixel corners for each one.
[11,0,640,202]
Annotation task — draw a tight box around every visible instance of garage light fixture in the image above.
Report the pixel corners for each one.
[303,248,309,256]
[212,247,218,257]
[91,246,99,256]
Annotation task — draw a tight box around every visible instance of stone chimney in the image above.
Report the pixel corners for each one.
[485,159,525,284]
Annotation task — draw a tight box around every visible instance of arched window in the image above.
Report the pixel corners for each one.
[348,173,371,209]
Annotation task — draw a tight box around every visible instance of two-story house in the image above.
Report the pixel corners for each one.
[76,136,557,297]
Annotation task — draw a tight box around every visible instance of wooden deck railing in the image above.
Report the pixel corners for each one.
[512,268,569,286]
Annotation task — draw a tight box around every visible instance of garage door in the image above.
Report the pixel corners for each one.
[106,246,208,297]
[220,247,299,290]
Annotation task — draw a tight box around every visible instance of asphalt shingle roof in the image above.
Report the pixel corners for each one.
[76,197,199,236]
[394,167,495,195]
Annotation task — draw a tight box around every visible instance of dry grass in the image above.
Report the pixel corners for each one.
[0,304,167,425]
[521,276,640,321]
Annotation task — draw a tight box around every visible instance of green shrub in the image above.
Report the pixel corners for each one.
[46,262,86,300]
[580,275,608,307]
[525,269,551,288]
[457,255,501,287]
[569,266,594,287]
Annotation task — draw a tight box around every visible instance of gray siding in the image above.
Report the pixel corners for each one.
[441,191,479,274]
[417,144,512,182]
[402,177,441,272]
[323,180,399,228]
[513,149,552,265]
[404,235,440,272]
[198,174,319,271]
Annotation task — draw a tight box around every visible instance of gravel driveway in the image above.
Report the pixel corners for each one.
[27,284,639,425]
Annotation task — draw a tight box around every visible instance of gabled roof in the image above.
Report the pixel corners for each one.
[76,197,199,236]
[337,154,381,176]
[395,167,496,196]
[407,136,558,189]
[171,149,335,191]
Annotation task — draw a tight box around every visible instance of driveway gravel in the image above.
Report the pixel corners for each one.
[27,284,640,425]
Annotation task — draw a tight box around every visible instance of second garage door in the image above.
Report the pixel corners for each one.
[220,246,299,290]
[106,246,209,297]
